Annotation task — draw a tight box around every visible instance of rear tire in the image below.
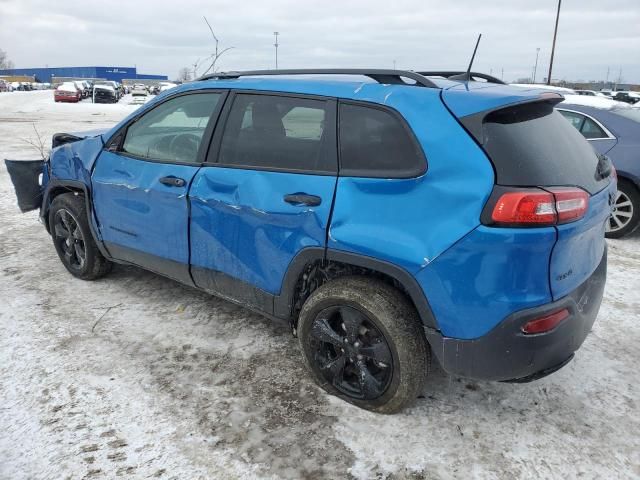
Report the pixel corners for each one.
[298,276,430,413]
[606,179,640,239]
[49,193,112,280]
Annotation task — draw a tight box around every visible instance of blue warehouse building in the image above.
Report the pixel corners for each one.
[0,66,168,83]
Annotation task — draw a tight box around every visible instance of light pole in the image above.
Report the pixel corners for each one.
[274,32,279,69]
[547,0,562,85]
[533,47,540,83]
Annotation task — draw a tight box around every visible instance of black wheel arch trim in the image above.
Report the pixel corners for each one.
[274,247,439,330]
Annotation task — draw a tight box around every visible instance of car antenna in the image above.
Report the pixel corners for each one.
[450,33,482,82]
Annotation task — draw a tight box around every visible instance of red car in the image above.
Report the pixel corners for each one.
[54,83,81,103]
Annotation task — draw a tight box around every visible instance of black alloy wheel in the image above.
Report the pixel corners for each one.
[298,276,429,413]
[309,305,393,400]
[48,193,112,280]
[53,208,86,271]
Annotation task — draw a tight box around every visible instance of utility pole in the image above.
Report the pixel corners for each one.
[547,0,562,85]
[393,59,396,70]
[533,47,540,83]
[274,32,279,69]
[605,66,610,88]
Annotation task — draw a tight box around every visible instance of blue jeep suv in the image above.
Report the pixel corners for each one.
[5,69,615,413]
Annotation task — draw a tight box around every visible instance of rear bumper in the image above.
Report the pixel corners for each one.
[425,246,607,382]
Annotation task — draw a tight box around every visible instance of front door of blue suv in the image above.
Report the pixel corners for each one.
[91,91,226,284]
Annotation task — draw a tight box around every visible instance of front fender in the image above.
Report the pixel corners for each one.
[49,135,105,183]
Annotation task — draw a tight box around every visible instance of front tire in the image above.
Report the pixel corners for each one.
[298,276,430,413]
[606,179,640,239]
[49,193,112,280]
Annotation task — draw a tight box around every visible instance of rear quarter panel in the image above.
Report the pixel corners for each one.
[329,89,495,274]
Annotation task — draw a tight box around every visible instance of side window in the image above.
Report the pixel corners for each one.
[338,103,425,178]
[217,94,336,173]
[559,110,585,131]
[122,93,222,163]
[559,110,608,139]
[580,117,607,139]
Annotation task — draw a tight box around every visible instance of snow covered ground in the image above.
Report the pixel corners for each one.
[0,91,639,480]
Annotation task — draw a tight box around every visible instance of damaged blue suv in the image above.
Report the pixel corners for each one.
[6,69,615,413]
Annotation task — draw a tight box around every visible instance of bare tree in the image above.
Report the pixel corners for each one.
[199,16,234,76]
[21,124,48,160]
[0,48,15,70]
[177,67,192,82]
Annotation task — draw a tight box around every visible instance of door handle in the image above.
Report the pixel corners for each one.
[284,193,322,206]
[159,176,186,187]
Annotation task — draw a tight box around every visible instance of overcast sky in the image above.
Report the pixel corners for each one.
[1,0,638,83]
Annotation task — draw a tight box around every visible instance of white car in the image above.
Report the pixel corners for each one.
[575,90,608,97]
[159,82,177,92]
[131,84,148,96]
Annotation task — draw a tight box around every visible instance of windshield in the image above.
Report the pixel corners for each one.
[611,108,640,124]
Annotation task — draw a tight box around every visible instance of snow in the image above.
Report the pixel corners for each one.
[561,94,631,110]
[1,90,639,479]
[511,83,577,94]
[56,82,78,93]
[94,84,115,93]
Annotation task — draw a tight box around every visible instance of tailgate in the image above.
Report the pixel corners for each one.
[549,183,614,299]
[444,90,616,303]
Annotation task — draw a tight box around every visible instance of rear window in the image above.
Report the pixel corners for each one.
[480,102,605,194]
[338,103,425,178]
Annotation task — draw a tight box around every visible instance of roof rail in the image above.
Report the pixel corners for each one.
[417,71,506,85]
[198,69,439,88]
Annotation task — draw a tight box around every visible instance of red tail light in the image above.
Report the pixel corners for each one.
[489,187,589,226]
[522,308,569,334]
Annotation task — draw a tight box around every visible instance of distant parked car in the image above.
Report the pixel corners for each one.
[93,84,118,103]
[159,82,177,92]
[54,82,81,103]
[94,81,121,101]
[557,104,640,238]
[0,79,8,92]
[575,90,608,97]
[131,83,148,96]
[613,91,640,105]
